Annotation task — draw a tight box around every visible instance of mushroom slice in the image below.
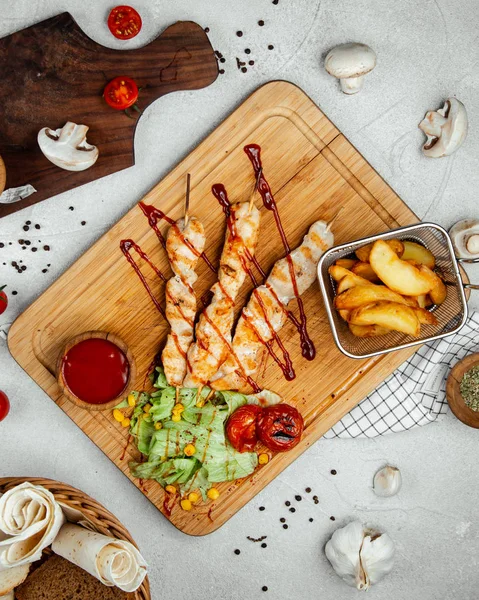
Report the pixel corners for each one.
[324,42,376,94]
[37,122,99,171]
[449,219,479,259]
[419,98,468,158]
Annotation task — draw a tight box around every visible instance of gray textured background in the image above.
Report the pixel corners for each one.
[1,1,479,598]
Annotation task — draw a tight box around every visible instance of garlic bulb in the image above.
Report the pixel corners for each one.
[373,465,402,497]
[325,521,394,590]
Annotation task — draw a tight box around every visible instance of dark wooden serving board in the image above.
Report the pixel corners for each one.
[0,13,218,218]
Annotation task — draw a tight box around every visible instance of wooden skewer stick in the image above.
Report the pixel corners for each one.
[248,167,262,214]
[326,206,345,233]
[175,387,180,404]
[184,173,191,227]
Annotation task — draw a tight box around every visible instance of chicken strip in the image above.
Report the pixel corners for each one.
[183,192,261,389]
[162,216,206,387]
[210,220,334,391]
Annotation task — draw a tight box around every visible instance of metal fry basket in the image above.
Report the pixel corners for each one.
[317,222,476,359]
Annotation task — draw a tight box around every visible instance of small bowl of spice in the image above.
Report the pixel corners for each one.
[57,331,136,411]
[446,353,479,428]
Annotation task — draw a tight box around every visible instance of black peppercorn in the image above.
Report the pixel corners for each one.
[234,549,240,555]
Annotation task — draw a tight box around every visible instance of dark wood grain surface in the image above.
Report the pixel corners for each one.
[0,13,218,218]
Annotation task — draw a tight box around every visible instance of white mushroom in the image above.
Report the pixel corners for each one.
[419,98,468,158]
[449,219,479,259]
[37,122,99,171]
[324,43,377,94]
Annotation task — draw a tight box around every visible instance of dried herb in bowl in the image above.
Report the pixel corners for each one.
[460,365,479,411]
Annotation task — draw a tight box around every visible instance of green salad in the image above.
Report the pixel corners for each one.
[117,367,279,500]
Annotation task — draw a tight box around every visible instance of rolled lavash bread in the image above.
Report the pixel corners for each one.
[0,483,65,569]
[52,523,147,593]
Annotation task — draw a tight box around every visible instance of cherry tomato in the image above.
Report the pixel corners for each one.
[104,76,139,111]
[226,405,262,453]
[0,391,10,422]
[0,286,7,316]
[108,5,142,40]
[257,404,304,452]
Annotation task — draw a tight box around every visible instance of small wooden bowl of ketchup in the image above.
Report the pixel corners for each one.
[57,331,135,411]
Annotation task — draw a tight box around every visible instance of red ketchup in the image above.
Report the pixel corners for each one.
[62,339,129,404]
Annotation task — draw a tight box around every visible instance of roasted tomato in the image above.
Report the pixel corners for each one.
[108,6,142,40]
[226,405,262,453]
[104,76,139,111]
[0,391,10,422]
[0,286,7,316]
[257,404,304,452]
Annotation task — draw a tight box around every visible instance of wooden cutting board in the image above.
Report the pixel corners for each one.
[8,81,420,535]
[0,13,218,218]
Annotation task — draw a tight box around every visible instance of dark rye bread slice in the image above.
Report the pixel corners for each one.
[15,554,135,600]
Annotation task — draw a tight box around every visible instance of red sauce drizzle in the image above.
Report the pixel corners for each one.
[163,493,176,518]
[62,338,130,404]
[244,144,316,362]
[120,239,167,319]
[245,247,266,280]
[201,311,261,393]
[212,184,236,238]
[120,434,132,461]
[139,201,216,273]
[252,289,295,380]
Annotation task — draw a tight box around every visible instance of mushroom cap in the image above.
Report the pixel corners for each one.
[449,219,479,258]
[419,98,468,158]
[325,43,376,79]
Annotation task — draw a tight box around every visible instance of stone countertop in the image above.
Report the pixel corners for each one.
[1,1,478,598]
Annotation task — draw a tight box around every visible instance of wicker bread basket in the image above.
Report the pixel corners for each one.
[0,477,150,600]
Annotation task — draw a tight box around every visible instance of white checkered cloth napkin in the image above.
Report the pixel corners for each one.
[324,311,479,439]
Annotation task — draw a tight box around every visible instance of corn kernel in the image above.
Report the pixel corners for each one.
[143,403,152,414]
[172,403,184,413]
[180,499,192,511]
[207,488,220,501]
[113,409,124,423]
[121,418,130,428]
[154,422,163,430]
[196,399,205,408]
[165,485,176,495]
[127,394,136,407]
[171,414,181,422]
[184,444,196,457]
[188,492,199,503]
[258,453,270,465]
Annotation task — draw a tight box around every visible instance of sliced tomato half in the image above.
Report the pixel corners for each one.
[108,5,142,40]
[103,76,139,111]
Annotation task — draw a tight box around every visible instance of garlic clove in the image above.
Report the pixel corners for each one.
[373,465,402,497]
[325,521,395,591]
[360,530,395,587]
[325,520,365,589]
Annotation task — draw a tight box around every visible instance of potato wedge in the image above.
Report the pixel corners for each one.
[336,273,374,294]
[419,265,447,305]
[351,262,380,282]
[335,285,415,310]
[369,240,435,296]
[401,241,435,269]
[415,294,428,308]
[349,301,420,336]
[413,307,439,326]
[329,265,351,282]
[348,323,391,337]
[338,309,350,321]
[355,238,404,263]
[335,258,357,269]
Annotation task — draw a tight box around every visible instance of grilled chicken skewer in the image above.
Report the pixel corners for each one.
[210,220,334,392]
[162,215,206,387]
[182,187,261,390]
